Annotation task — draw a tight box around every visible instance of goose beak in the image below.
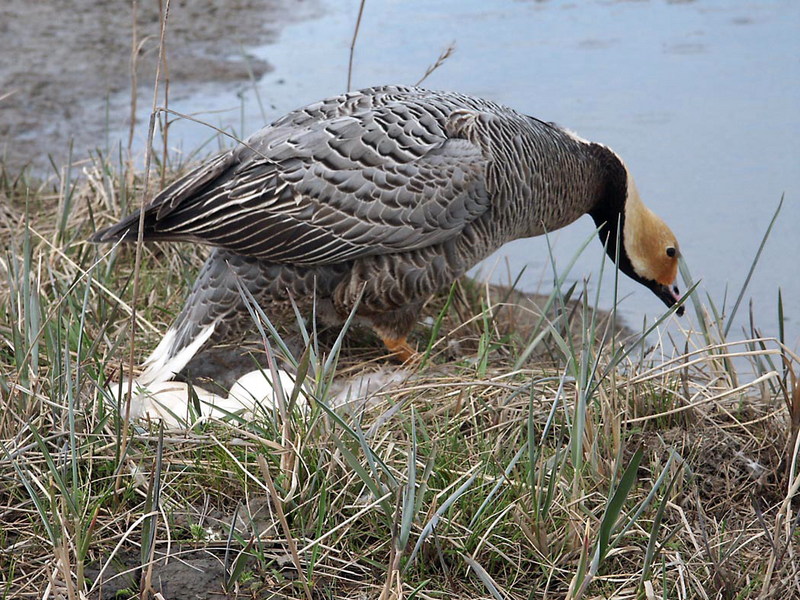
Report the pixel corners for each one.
[652,282,685,316]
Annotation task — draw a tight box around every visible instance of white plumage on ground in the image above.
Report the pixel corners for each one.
[108,368,304,429]
[107,366,411,429]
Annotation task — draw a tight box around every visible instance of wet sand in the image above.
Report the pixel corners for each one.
[0,0,316,173]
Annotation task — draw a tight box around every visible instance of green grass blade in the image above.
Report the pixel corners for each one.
[596,447,643,564]
[723,195,783,337]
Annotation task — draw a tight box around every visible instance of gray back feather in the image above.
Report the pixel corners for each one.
[130,86,609,264]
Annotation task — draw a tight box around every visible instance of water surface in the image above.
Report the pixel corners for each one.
[120,0,800,350]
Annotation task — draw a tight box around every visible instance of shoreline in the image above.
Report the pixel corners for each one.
[0,0,319,173]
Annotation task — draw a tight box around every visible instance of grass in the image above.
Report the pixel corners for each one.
[0,153,798,600]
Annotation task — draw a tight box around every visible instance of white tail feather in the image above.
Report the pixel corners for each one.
[139,321,218,385]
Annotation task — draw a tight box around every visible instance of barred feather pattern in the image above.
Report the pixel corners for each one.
[165,250,330,357]
[93,86,624,373]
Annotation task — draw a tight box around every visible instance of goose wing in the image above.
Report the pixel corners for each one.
[94,102,491,265]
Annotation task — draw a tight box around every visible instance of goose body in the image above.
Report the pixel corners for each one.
[92,86,682,379]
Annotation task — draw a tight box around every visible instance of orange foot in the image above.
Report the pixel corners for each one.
[381,335,420,364]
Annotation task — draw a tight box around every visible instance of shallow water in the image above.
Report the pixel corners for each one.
[122,0,799,351]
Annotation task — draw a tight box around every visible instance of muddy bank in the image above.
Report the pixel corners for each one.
[0,0,316,173]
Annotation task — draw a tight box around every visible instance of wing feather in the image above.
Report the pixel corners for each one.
[95,89,493,265]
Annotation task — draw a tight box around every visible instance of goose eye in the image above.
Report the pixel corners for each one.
[666,247,676,258]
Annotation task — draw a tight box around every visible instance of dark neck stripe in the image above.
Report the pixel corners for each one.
[586,143,648,288]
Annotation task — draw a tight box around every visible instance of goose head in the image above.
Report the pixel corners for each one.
[621,177,683,315]
[589,149,684,316]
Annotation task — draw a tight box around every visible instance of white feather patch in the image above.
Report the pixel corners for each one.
[561,127,593,146]
[109,379,227,428]
[228,369,309,415]
[139,320,218,385]
[106,367,307,429]
[104,366,413,430]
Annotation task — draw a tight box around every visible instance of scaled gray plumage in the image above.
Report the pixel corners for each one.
[92,85,677,378]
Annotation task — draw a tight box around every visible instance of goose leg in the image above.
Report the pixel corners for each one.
[381,335,419,363]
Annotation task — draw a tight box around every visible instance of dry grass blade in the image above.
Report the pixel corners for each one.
[116,0,172,505]
[414,43,456,87]
[784,360,800,474]
[347,0,367,92]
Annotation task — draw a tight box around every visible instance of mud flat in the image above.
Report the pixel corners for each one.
[0,0,317,173]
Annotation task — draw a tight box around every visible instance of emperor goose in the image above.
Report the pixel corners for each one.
[91,85,683,380]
